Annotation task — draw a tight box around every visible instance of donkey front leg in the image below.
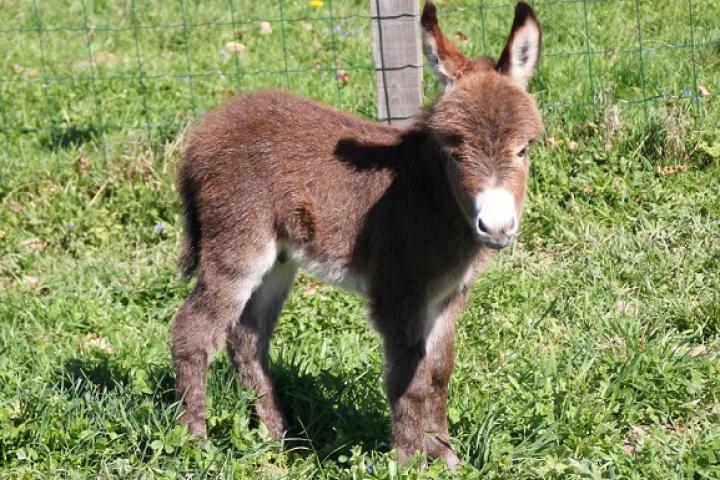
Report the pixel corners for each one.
[423,291,466,467]
[379,291,465,467]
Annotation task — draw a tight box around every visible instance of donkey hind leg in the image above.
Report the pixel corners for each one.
[226,257,297,440]
[172,245,277,437]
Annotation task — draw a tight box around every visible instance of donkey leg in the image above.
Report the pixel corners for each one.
[383,337,431,464]
[172,279,235,437]
[422,292,466,467]
[378,291,466,466]
[172,243,277,437]
[372,291,431,464]
[226,258,297,440]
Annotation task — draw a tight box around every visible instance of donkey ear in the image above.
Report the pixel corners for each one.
[496,2,542,90]
[421,1,472,89]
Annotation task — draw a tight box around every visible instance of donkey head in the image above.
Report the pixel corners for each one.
[421,1,543,250]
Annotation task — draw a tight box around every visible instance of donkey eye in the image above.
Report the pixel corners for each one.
[517,146,529,158]
[450,152,463,163]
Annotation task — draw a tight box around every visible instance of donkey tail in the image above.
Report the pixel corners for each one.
[177,170,202,278]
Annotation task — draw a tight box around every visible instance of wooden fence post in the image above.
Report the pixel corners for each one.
[370,0,423,127]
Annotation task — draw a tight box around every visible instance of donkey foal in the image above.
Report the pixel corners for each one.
[173,1,543,466]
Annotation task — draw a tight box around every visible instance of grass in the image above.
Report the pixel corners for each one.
[1,0,719,478]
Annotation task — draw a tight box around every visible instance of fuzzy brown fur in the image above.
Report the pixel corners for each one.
[173,1,543,467]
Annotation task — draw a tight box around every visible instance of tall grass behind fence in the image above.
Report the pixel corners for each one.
[0,0,718,167]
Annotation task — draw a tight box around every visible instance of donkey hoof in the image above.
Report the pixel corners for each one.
[186,420,208,438]
[442,450,461,469]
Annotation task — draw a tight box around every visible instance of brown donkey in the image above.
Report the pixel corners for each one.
[173,1,542,466]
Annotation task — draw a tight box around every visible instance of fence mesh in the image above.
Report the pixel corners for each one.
[0,0,718,159]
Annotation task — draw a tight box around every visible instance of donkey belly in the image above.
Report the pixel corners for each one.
[283,243,368,295]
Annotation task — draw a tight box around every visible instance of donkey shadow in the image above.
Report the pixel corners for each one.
[57,351,389,460]
[270,361,389,459]
[61,353,176,404]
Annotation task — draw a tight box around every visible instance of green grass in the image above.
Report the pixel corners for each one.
[1,0,720,478]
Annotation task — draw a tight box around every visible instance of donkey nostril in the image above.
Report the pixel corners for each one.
[506,216,517,233]
[477,217,488,234]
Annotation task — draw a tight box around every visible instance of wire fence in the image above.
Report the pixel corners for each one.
[0,0,718,158]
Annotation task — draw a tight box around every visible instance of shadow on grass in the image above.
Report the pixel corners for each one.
[40,124,101,151]
[62,354,127,392]
[60,352,175,405]
[57,352,388,460]
[271,362,389,461]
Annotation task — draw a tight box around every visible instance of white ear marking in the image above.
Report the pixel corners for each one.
[496,2,542,90]
[508,24,540,89]
[422,32,451,87]
[420,1,470,90]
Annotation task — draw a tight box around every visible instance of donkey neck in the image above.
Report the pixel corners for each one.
[334,127,480,263]
[383,131,481,262]
[402,132,472,237]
